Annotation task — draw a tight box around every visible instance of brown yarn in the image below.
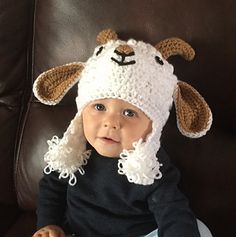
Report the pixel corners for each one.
[96,29,118,44]
[155,37,195,61]
[35,63,84,103]
[174,81,210,134]
[115,44,134,55]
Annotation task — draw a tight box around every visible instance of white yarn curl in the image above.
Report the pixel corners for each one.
[43,114,91,186]
[118,139,162,185]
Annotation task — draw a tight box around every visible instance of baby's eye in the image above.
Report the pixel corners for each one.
[94,104,106,111]
[123,109,136,117]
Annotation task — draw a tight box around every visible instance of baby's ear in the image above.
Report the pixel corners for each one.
[173,81,212,138]
[33,62,84,105]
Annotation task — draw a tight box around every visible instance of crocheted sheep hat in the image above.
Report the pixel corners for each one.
[33,29,212,186]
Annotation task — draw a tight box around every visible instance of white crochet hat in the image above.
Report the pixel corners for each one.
[33,29,212,186]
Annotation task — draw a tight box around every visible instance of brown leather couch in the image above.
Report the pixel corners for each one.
[1,0,235,236]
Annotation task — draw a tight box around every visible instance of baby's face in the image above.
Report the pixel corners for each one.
[82,98,152,158]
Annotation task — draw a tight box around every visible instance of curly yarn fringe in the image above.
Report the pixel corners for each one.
[118,139,162,185]
[43,135,91,186]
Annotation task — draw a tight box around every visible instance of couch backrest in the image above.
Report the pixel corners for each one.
[0,0,34,206]
[9,1,236,237]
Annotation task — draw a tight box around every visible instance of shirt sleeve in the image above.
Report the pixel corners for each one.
[36,171,68,230]
[148,149,201,237]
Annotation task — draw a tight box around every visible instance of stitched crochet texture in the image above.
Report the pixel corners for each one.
[73,39,177,185]
[33,31,212,186]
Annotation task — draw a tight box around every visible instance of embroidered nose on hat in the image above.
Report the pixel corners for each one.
[111,44,136,66]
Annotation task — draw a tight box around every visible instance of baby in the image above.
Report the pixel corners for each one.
[32,29,213,237]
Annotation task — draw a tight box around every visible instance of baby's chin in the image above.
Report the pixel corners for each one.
[93,142,135,158]
[95,148,121,158]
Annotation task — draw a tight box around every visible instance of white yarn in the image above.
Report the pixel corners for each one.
[76,39,177,122]
[118,139,163,185]
[43,113,91,186]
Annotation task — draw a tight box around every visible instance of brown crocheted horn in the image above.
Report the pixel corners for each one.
[173,81,212,138]
[33,63,84,105]
[155,37,195,61]
[96,29,118,44]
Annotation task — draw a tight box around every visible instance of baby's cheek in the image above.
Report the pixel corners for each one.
[123,136,139,149]
[141,122,152,140]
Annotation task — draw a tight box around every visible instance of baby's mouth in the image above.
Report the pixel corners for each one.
[100,137,120,143]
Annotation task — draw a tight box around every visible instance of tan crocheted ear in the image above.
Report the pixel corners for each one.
[33,62,84,105]
[173,81,212,138]
[96,29,118,44]
[155,38,195,61]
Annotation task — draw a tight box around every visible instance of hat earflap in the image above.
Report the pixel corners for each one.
[173,81,212,138]
[33,62,84,105]
[33,62,88,185]
[43,113,91,186]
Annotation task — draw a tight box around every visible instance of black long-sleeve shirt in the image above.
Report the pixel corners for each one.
[37,148,200,237]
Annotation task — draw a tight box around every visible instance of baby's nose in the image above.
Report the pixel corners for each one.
[103,116,120,130]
